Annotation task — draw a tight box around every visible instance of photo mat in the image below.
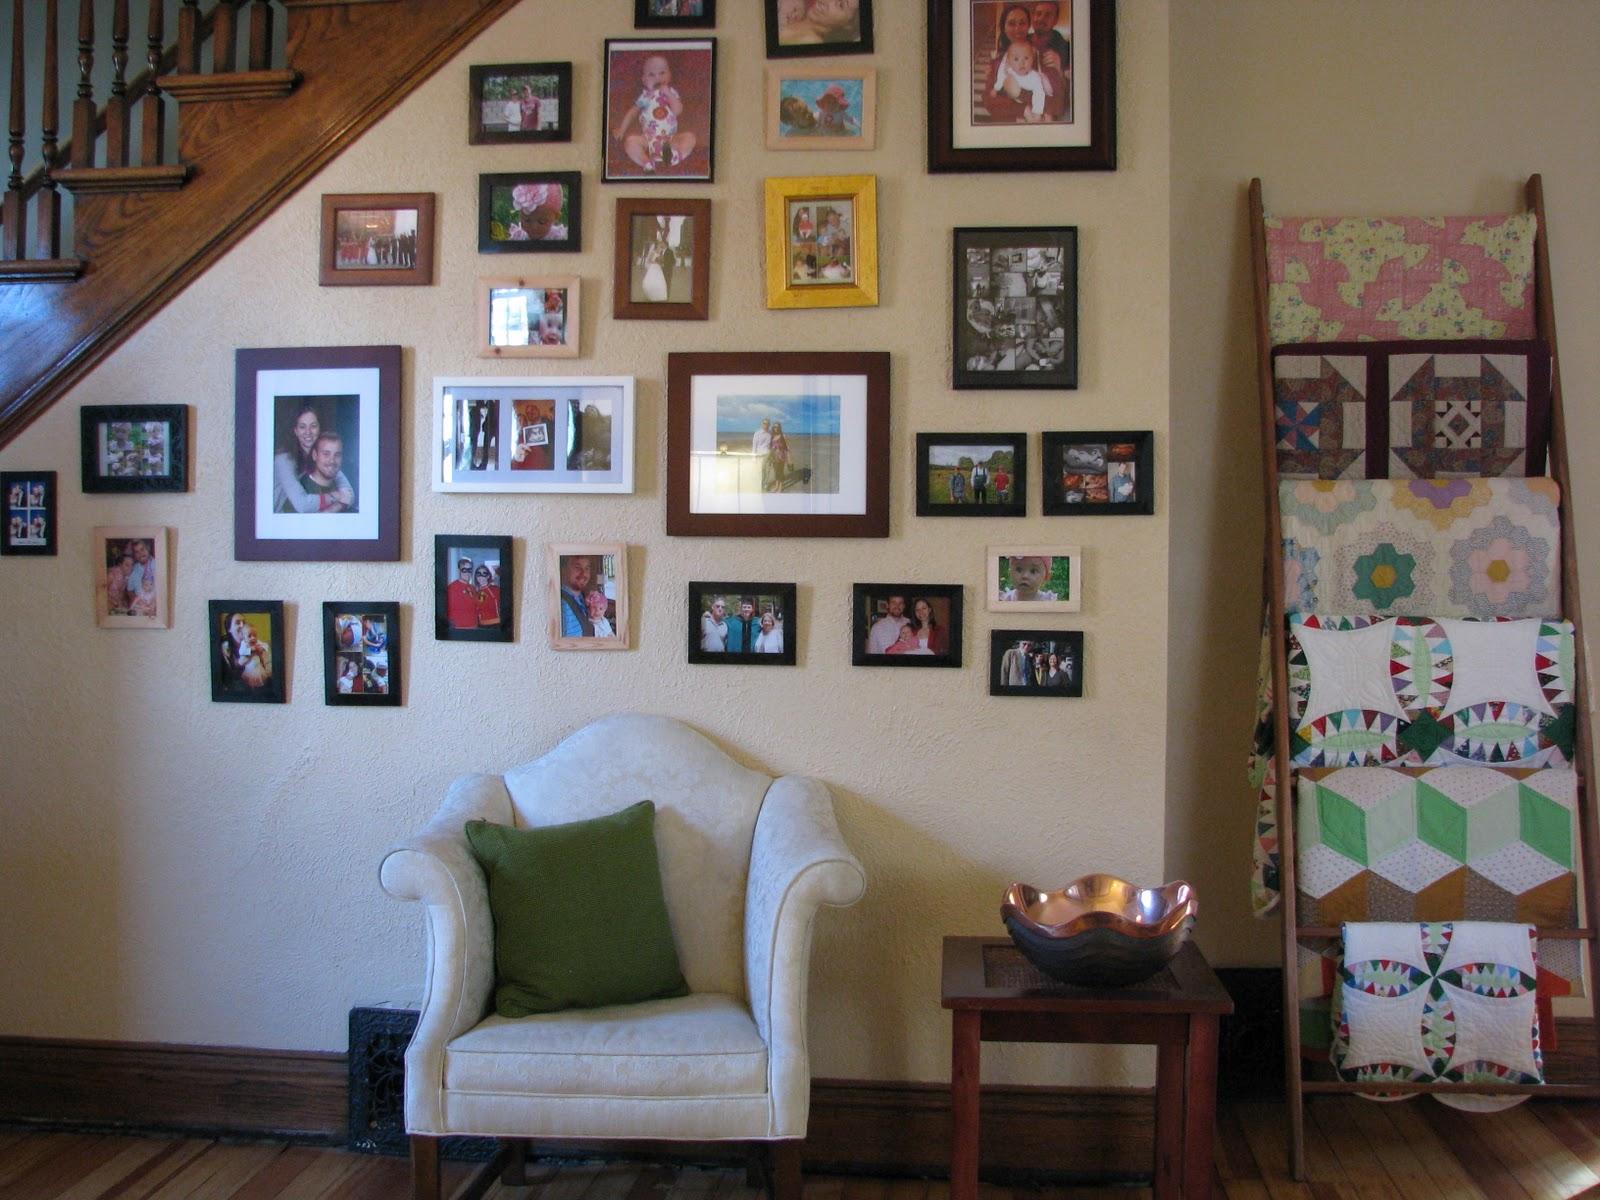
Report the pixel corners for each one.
[915,433,1026,517]
[2,471,56,556]
[434,377,635,493]
[953,226,1077,389]
[688,581,797,665]
[209,600,286,703]
[990,630,1084,696]
[850,583,963,668]
[435,535,514,643]
[324,601,402,706]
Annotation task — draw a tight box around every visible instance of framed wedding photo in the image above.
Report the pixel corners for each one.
[602,38,717,183]
[324,601,402,706]
[2,471,56,556]
[613,198,710,320]
[547,543,630,651]
[990,630,1083,696]
[318,193,434,287]
[1041,429,1153,515]
[80,404,187,493]
[851,583,962,668]
[435,535,514,643]
[764,0,873,57]
[209,600,286,704]
[479,171,581,254]
[764,174,877,309]
[915,433,1025,517]
[635,0,715,29]
[469,62,572,144]
[766,65,875,150]
[478,275,580,358]
[986,544,1081,613]
[688,582,796,666]
[929,0,1116,173]
[953,226,1076,389]
[94,525,170,629]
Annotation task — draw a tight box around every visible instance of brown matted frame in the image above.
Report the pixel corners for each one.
[612,197,711,321]
[318,193,435,287]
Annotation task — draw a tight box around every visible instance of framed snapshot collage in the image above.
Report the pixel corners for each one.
[2,471,56,556]
[324,601,402,706]
[1041,429,1153,514]
[954,226,1075,389]
[764,174,878,309]
[209,601,286,703]
[80,404,188,493]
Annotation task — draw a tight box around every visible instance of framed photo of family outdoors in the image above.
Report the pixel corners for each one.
[468,62,572,144]
[435,535,514,643]
[986,544,1081,612]
[209,600,286,704]
[851,583,962,668]
[94,525,169,629]
[915,432,1026,517]
[666,351,890,538]
[233,345,401,562]
[954,226,1075,389]
[764,174,877,309]
[990,629,1083,696]
[2,471,56,556]
[547,543,630,651]
[318,193,435,287]
[324,601,402,706]
[1041,429,1153,515]
[635,0,715,29]
[478,172,581,253]
[613,198,711,320]
[602,38,717,183]
[80,404,187,493]
[478,275,581,358]
[928,0,1116,173]
[764,0,874,57]
[765,66,876,150]
[688,582,796,666]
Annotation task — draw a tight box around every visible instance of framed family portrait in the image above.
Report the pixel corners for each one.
[765,0,874,57]
[478,275,580,358]
[1041,429,1152,515]
[929,0,1116,173]
[324,601,401,706]
[80,404,187,493]
[478,172,581,253]
[635,0,715,28]
[209,600,286,704]
[233,345,401,562]
[2,471,56,556]
[613,198,710,320]
[548,543,630,651]
[602,38,717,183]
[851,584,962,668]
[666,351,890,538]
[435,535,513,643]
[469,62,572,144]
[986,544,1081,612]
[766,66,875,150]
[990,629,1083,696]
[318,193,434,286]
[954,226,1075,389]
[764,174,877,309]
[94,525,169,629]
[915,433,1025,517]
[433,376,634,494]
[688,582,796,666]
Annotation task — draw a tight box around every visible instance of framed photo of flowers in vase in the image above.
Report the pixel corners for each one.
[478,172,581,253]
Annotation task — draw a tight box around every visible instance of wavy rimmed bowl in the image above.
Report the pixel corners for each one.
[1001,874,1197,987]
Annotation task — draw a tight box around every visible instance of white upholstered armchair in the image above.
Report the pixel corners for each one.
[380,714,866,1200]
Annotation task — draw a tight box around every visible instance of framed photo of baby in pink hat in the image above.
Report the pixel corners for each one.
[766,66,875,151]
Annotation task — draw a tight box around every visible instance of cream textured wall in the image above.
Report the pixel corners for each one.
[1165,0,1600,968]
[0,1,1171,1087]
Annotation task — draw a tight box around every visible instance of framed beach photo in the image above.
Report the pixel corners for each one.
[688,582,796,666]
[324,602,402,706]
[635,0,715,28]
[478,172,581,253]
[208,600,286,703]
[435,535,513,643]
[233,345,401,562]
[764,174,877,309]
[2,471,56,556]
[318,193,434,287]
[80,404,187,493]
[478,275,580,358]
[666,351,889,538]
[602,38,717,183]
[851,583,962,668]
[547,543,630,651]
[929,0,1116,173]
[469,62,572,144]
[433,376,634,494]
[613,198,710,320]
[990,629,1083,696]
[986,544,1081,612]
[954,226,1076,389]
[1041,429,1153,515]
[94,525,169,629]
[764,0,874,57]
[766,66,875,150]
[915,433,1025,517]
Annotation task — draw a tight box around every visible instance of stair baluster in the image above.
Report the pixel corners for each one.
[105,0,131,167]
[177,0,201,76]
[249,1,275,74]
[141,0,165,168]
[2,0,25,260]
[70,0,95,168]
[36,0,64,259]
[214,3,239,74]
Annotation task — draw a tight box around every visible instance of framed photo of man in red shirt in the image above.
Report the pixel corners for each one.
[434,534,514,643]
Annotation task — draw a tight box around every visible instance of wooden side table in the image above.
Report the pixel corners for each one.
[941,937,1233,1200]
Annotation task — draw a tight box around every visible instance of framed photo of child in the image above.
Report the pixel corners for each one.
[915,433,1026,517]
[209,601,286,703]
[688,582,797,665]
[478,172,581,253]
[602,38,717,183]
[547,543,631,650]
[766,66,875,150]
[94,525,170,629]
[2,471,57,556]
[478,276,581,359]
[468,62,572,145]
[851,583,962,668]
[435,535,514,643]
[990,630,1084,696]
[323,601,402,706]
[764,0,874,58]
[1041,429,1153,515]
[764,174,878,309]
[986,545,1081,612]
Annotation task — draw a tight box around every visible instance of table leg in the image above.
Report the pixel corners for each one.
[1153,1034,1184,1200]
[950,1009,981,1200]
[1184,1014,1220,1200]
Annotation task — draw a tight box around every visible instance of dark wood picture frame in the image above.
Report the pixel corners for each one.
[601,37,718,183]
[1041,429,1153,516]
[1,470,57,556]
[478,171,583,254]
[468,61,573,145]
[988,629,1084,696]
[635,0,716,29]
[851,583,963,668]
[915,432,1027,517]
[323,600,402,706]
[613,197,711,320]
[435,534,514,643]
[764,0,874,57]
[666,350,890,538]
[953,226,1076,390]
[687,581,797,665]
[80,404,188,493]
[928,0,1116,173]
[318,193,435,287]
[208,600,287,704]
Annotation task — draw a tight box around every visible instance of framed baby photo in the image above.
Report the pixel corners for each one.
[478,171,581,253]
[764,174,877,309]
[94,525,170,629]
[478,275,580,358]
[929,0,1117,173]
[1041,429,1153,515]
[547,543,630,651]
[766,66,876,150]
[986,544,1081,613]
[990,630,1083,696]
[324,601,402,706]
[613,198,711,320]
[635,0,716,29]
[688,582,797,666]
[765,0,874,57]
[80,404,188,493]
[915,433,1025,517]
[469,62,572,144]
[208,600,286,704]
[953,226,1076,389]
[436,535,514,643]
[318,193,435,287]
[602,38,717,183]
[852,584,962,668]
[1,471,57,556]
[234,345,402,561]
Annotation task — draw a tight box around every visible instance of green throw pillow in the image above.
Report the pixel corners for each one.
[465,800,688,1016]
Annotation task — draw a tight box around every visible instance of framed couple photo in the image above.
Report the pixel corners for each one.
[851,583,962,668]
[469,62,572,144]
[435,535,514,643]
[688,582,796,666]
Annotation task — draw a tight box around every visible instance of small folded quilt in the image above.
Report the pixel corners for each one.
[1265,213,1537,345]
[1273,341,1550,479]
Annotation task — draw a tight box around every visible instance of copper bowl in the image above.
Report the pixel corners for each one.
[1001,874,1197,987]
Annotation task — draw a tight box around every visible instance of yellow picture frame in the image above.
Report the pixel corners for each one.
[763,174,878,310]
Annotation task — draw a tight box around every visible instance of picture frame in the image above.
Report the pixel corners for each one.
[990,629,1083,696]
[233,345,401,562]
[80,404,188,493]
[613,197,711,320]
[764,174,878,309]
[1,471,57,556]
[602,37,717,183]
[764,0,874,57]
[1041,429,1153,515]
[634,0,715,29]
[666,350,890,538]
[953,226,1076,389]
[323,601,402,706]
[432,376,635,494]
[318,193,435,287]
[478,171,582,253]
[547,543,630,650]
[986,544,1081,612]
[915,433,1026,517]
[765,65,876,151]
[478,275,581,358]
[94,524,170,629]
[435,535,514,643]
[851,583,962,668]
[468,62,572,145]
[208,600,286,703]
[687,582,797,665]
[928,0,1117,173]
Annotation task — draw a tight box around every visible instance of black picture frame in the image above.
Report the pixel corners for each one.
[435,534,514,642]
[1041,430,1153,515]
[1,470,57,556]
[915,432,1026,517]
[953,226,1077,390]
[323,601,402,706]
[602,37,718,184]
[687,581,797,665]
[468,62,573,145]
[208,600,287,704]
[764,0,874,57]
[635,0,716,28]
[851,583,962,668]
[989,630,1083,696]
[478,171,583,254]
[80,404,188,493]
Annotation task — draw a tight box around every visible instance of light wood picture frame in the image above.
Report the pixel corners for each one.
[94,524,171,629]
[547,542,630,650]
[765,66,876,150]
[985,544,1082,612]
[478,276,581,358]
[764,174,877,309]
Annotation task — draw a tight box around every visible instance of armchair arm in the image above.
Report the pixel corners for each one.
[744,774,866,1137]
[378,772,512,1134]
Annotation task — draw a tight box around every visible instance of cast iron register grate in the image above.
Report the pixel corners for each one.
[347,1005,496,1159]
